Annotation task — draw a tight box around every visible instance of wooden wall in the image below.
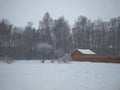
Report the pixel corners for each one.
[71,56,120,63]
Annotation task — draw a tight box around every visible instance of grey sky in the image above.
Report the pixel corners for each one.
[0,0,120,28]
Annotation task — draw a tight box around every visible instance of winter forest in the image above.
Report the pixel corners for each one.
[0,12,120,59]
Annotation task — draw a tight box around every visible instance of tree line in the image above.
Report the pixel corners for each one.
[0,12,120,59]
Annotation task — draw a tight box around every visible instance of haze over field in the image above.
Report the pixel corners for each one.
[0,61,120,90]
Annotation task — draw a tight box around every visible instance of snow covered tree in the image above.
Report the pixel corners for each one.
[53,17,71,52]
[0,19,12,48]
[38,12,53,45]
[23,22,36,59]
[72,16,90,48]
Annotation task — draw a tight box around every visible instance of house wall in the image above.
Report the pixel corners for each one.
[71,50,84,60]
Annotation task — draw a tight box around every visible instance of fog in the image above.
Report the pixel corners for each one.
[0,0,120,28]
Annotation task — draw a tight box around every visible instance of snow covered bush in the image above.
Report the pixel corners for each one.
[55,48,65,58]
[62,54,72,63]
[56,53,71,63]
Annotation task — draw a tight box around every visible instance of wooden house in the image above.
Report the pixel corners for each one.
[71,49,96,61]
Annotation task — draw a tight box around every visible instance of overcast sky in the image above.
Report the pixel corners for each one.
[0,0,120,28]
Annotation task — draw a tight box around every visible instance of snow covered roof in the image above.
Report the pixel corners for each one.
[77,49,96,55]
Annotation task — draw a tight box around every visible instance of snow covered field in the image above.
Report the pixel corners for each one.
[0,60,120,90]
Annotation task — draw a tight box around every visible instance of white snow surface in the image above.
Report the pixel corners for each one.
[77,49,96,54]
[0,60,120,90]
